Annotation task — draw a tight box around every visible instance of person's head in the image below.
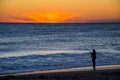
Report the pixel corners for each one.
[93,49,95,52]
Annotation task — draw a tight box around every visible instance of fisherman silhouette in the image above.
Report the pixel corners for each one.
[91,49,96,70]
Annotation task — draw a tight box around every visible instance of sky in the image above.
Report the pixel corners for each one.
[0,0,120,23]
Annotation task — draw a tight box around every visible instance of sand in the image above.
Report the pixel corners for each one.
[0,65,120,80]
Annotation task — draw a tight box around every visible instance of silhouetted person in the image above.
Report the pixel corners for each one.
[91,49,96,70]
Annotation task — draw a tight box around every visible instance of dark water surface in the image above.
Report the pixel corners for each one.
[0,23,120,74]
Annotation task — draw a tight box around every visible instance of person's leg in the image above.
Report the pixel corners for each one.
[92,59,94,70]
[93,60,96,70]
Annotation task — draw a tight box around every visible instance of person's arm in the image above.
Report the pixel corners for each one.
[95,53,97,58]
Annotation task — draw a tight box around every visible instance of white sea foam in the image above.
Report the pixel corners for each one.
[0,50,90,58]
[0,49,120,58]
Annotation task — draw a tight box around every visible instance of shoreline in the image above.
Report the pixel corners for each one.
[0,65,120,80]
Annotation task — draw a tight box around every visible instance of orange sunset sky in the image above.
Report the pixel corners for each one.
[0,0,120,23]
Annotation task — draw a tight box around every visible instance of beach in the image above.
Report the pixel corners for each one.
[0,65,120,80]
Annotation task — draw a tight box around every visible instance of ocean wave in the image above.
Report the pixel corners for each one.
[0,51,120,74]
[0,49,120,58]
[0,50,90,58]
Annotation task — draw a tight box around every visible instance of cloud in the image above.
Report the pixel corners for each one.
[60,16,85,23]
[61,16,120,23]
[11,16,36,22]
[0,15,37,22]
[25,12,77,23]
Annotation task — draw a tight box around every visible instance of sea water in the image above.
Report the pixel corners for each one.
[0,23,120,74]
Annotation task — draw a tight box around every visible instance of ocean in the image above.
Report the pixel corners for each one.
[0,23,120,74]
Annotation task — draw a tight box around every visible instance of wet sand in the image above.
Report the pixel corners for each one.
[0,65,120,80]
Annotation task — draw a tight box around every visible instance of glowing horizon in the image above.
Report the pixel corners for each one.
[0,0,120,23]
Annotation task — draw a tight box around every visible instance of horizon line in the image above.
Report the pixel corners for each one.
[0,22,120,24]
